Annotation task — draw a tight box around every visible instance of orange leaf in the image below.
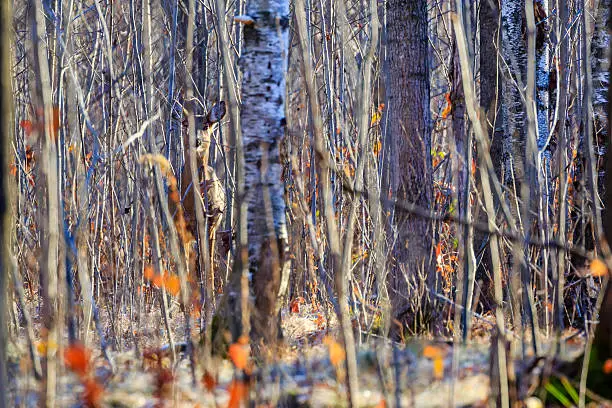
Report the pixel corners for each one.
[590,259,608,277]
[144,266,155,281]
[228,338,250,370]
[323,336,346,366]
[432,355,444,380]
[64,343,90,377]
[423,345,444,359]
[423,345,445,380]
[441,93,452,119]
[375,399,387,408]
[435,242,442,258]
[290,299,301,313]
[289,297,305,313]
[227,380,248,408]
[152,273,164,288]
[164,274,180,296]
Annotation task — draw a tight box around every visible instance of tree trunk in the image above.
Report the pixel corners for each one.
[385,0,434,335]
[450,4,475,339]
[475,0,503,311]
[501,0,528,333]
[501,1,527,186]
[586,0,612,396]
[0,1,12,406]
[240,0,290,346]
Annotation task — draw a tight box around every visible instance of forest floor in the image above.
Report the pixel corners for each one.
[5,301,597,407]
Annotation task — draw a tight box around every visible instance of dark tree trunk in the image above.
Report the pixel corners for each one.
[480,0,504,167]
[476,0,503,305]
[385,0,434,334]
[587,0,612,396]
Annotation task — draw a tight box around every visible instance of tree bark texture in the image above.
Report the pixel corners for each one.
[476,0,503,303]
[240,0,290,344]
[385,0,434,331]
[587,0,612,397]
[534,0,550,152]
[501,1,527,185]
[0,0,12,406]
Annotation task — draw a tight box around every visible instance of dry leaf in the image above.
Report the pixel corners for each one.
[227,379,248,408]
[144,265,155,281]
[228,338,250,370]
[234,15,255,25]
[371,111,382,126]
[323,336,346,366]
[423,344,444,358]
[373,140,382,156]
[202,372,216,392]
[432,355,444,380]
[82,378,104,407]
[64,343,90,377]
[423,345,445,380]
[590,259,608,277]
[164,274,181,296]
[441,93,452,118]
[36,339,58,355]
[290,297,305,313]
[314,313,325,329]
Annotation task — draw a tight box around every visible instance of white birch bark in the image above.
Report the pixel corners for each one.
[536,0,550,153]
[240,0,290,342]
[501,0,526,184]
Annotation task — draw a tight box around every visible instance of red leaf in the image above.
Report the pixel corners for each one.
[19,120,33,135]
[82,378,104,407]
[202,372,216,392]
[64,343,90,377]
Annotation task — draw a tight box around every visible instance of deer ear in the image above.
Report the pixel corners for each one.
[207,101,227,124]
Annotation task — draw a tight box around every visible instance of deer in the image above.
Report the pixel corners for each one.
[179,101,227,296]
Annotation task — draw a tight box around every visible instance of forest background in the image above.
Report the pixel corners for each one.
[1,0,612,407]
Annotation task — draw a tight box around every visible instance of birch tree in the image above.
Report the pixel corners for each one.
[500,0,527,197]
[239,0,290,344]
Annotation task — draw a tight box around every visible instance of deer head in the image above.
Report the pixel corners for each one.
[194,101,226,166]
